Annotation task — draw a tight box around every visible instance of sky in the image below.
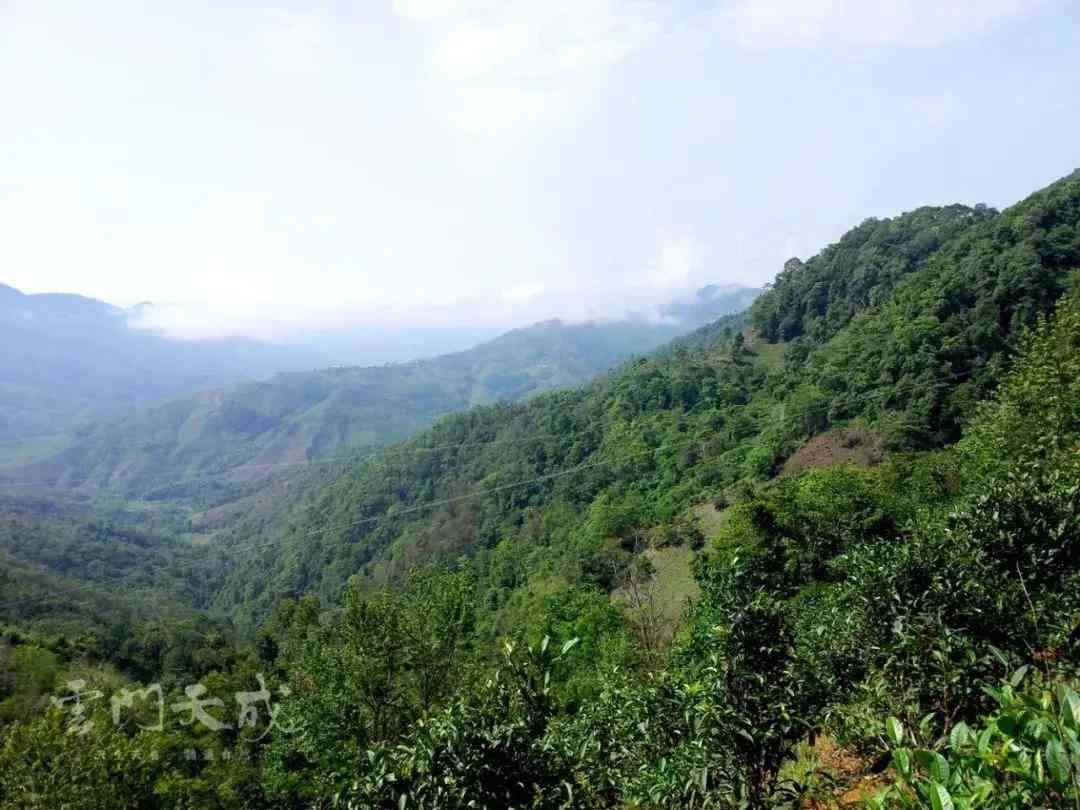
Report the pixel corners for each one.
[2,0,1078,340]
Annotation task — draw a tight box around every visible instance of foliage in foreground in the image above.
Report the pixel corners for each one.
[877,673,1080,809]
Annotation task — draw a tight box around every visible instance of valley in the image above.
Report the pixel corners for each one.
[1,169,1078,808]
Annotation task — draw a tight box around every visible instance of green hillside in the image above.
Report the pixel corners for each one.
[0,171,1078,809]
[7,296,758,502]
[208,173,1079,623]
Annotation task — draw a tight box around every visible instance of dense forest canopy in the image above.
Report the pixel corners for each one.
[1,169,1079,809]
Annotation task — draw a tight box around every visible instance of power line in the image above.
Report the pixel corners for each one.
[0,434,704,613]
[0,368,987,612]
[0,429,584,491]
[0,367,980,493]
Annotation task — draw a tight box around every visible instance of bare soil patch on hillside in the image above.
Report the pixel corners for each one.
[782,428,885,477]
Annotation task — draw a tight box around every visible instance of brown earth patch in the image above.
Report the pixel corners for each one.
[800,735,891,808]
[782,428,885,477]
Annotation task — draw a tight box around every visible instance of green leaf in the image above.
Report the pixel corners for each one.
[1058,685,1080,731]
[560,638,580,656]
[1046,739,1070,784]
[997,714,1019,738]
[886,716,905,747]
[892,749,912,778]
[929,783,954,810]
[949,721,971,748]
[971,781,994,802]
[916,750,950,784]
[977,725,995,754]
[930,755,951,785]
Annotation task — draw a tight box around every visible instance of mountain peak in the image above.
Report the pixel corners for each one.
[0,282,25,299]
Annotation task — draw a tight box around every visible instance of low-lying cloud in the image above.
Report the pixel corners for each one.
[125,230,722,342]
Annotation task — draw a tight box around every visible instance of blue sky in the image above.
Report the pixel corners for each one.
[2,0,1078,339]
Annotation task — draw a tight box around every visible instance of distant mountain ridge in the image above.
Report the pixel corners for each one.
[8,284,760,499]
[0,283,323,443]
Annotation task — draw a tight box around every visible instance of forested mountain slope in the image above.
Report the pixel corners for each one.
[1,171,1079,809]
[8,290,757,501]
[210,169,1080,625]
[0,284,321,445]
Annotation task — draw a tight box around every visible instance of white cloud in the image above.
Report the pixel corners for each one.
[392,0,498,25]
[731,0,1042,50]
[642,233,701,291]
[393,0,665,141]
[438,83,573,138]
[501,281,546,304]
[259,11,327,74]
